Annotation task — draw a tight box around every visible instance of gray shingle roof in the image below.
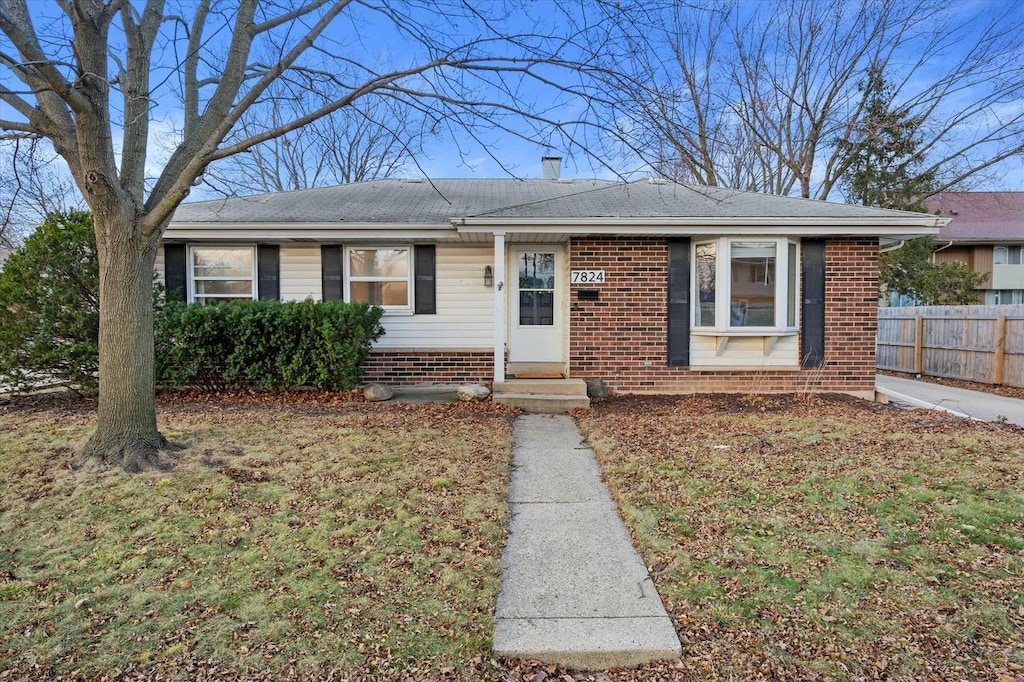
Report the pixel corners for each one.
[172,178,938,225]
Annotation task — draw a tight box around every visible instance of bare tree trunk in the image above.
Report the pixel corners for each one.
[83,208,166,471]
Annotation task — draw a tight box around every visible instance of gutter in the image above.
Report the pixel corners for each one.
[453,215,949,229]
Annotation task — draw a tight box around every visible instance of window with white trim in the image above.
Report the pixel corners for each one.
[693,238,799,330]
[345,246,412,311]
[188,245,256,304]
[994,245,1024,265]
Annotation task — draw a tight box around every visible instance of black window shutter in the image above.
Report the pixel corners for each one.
[321,245,343,301]
[257,245,280,300]
[667,238,691,366]
[414,245,436,315]
[801,238,826,367]
[164,244,187,303]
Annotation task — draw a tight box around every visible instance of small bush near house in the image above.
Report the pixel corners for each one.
[155,299,384,391]
[0,210,99,392]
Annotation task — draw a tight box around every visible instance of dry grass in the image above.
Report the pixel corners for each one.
[0,392,516,680]
[576,394,1024,681]
[6,390,1023,681]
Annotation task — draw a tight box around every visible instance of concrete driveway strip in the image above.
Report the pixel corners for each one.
[876,374,1024,427]
[493,414,681,670]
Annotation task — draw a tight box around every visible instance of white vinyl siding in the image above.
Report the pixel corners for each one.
[155,242,492,348]
[157,245,319,300]
[280,245,321,300]
[376,245,494,349]
[689,334,799,367]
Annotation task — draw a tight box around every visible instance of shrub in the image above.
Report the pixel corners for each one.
[155,299,385,391]
[0,211,99,392]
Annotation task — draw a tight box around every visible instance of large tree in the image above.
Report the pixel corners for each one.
[835,67,984,305]
[837,65,936,211]
[608,0,1024,199]
[0,0,618,470]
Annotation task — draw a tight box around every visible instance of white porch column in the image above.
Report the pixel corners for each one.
[493,232,506,383]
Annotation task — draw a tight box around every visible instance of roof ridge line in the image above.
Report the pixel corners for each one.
[467,179,620,217]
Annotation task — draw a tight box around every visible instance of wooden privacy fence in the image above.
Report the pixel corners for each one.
[877,305,1024,387]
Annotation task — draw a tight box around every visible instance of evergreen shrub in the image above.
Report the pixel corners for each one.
[155,299,384,391]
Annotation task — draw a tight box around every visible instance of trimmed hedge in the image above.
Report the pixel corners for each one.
[155,299,384,391]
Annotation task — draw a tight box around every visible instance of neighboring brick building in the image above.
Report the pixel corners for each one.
[925,192,1024,305]
[162,160,944,401]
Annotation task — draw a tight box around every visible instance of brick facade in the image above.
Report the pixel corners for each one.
[362,350,493,385]
[362,237,879,396]
[568,236,878,396]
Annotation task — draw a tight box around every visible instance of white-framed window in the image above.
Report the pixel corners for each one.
[994,245,1024,266]
[989,289,1024,305]
[693,237,799,331]
[345,245,413,312]
[188,245,256,304]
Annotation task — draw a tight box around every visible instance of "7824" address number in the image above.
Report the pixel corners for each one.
[571,270,606,284]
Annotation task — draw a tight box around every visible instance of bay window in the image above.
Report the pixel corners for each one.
[693,238,799,331]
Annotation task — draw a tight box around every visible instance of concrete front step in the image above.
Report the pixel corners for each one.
[493,378,588,396]
[493,617,682,670]
[493,393,591,413]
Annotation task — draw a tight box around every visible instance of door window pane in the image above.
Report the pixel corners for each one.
[517,252,556,326]
[519,291,554,326]
[518,253,555,289]
[731,241,776,327]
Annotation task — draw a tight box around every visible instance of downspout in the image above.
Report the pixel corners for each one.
[931,240,954,265]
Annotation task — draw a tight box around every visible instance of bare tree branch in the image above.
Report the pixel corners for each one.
[608,0,1024,199]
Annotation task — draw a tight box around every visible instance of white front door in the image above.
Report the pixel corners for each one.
[508,246,564,363]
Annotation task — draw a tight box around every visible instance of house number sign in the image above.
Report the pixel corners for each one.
[571,270,606,284]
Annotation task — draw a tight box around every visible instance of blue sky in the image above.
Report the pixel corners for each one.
[211,0,1024,190]
[3,0,1024,205]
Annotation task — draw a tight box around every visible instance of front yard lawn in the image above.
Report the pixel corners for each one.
[577,395,1024,681]
[0,392,515,679]
[4,390,1022,681]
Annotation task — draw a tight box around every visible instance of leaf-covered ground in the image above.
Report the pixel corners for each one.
[3,391,1023,681]
[0,391,518,680]
[576,394,1024,681]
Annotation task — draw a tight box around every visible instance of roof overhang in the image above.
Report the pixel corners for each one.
[454,215,946,240]
[165,214,946,242]
[164,222,460,241]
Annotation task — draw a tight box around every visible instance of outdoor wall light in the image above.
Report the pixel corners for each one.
[484,265,494,287]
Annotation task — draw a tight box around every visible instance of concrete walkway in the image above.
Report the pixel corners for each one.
[493,414,681,670]
[876,374,1024,427]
